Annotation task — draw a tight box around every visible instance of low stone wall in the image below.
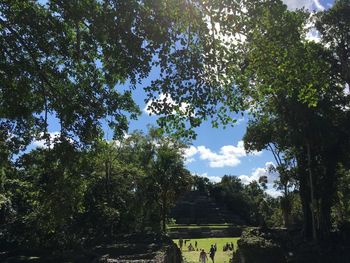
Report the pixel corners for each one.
[95,233,181,263]
[99,243,181,263]
[0,233,182,263]
[153,243,182,263]
[168,226,243,239]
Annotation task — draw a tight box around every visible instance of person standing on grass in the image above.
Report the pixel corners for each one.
[179,239,183,250]
[199,249,208,263]
[209,244,216,263]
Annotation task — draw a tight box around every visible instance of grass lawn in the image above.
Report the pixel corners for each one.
[173,237,239,263]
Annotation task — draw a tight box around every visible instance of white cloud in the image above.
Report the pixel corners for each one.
[238,162,282,197]
[313,0,325,11]
[198,172,222,183]
[282,1,327,43]
[195,168,282,196]
[306,28,321,43]
[184,145,198,158]
[238,162,277,185]
[304,14,322,43]
[265,188,282,198]
[344,83,350,95]
[283,0,312,10]
[33,131,61,148]
[185,158,196,164]
[238,175,256,185]
[282,0,325,10]
[184,145,199,164]
[238,162,282,198]
[183,141,262,168]
[197,141,246,168]
[108,133,131,147]
[235,117,246,125]
[197,144,243,168]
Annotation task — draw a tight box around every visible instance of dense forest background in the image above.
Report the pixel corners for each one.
[1,0,350,252]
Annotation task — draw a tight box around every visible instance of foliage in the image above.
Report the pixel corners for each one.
[238,0,349,239]
[144,0,350,242]
[192,175,212,194]
[244,118,298,228]
[146,0,350,241]
[332,165,350,227]
[1,0,350,252]
[211,175,283,227]
[152,140,193,231]
[0,129,191,249]
[0,2,197,248]
[0,0,204,153]
[315,0,350,85]
[233,228,286,263]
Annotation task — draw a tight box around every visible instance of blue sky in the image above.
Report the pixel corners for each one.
[34,0,334,197]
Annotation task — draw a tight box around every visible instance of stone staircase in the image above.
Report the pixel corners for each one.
[170,191,243,225]
[167,225,243,239]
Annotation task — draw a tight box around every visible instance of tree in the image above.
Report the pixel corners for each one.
[332,165,350,227]
[146,0,350,241]
[150,135,192,232]
[0,0,200,246]
[87,128,192,233]
[0,0,201,154]
[211,176,248,220]
[238,4,348,238]
[315,0,350,86]
[8,141,87,249]
[82,139,146,240]
[2,0,349,245]
[244,117,297,228]
[0,126,193,248]
[192,175,212,194]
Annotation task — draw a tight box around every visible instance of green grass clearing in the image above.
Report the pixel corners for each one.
[173,237,239,263]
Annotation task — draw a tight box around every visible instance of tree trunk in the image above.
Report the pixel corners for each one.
[162,193,167,232]
[319,152,337,241]
[306,142,317,241]
[282,193,291,228]
[297,152,313,239]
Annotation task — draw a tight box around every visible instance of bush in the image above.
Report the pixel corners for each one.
[232,228,286,263]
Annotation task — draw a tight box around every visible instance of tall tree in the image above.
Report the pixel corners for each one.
[146,0,350,240]
[316,0,350,86]
[0,0,200,153]
[150,134,192,232]
[244,117,297,228]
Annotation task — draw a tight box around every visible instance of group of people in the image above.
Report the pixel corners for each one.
[178,239,216,262]
[178,239,199,251]
[188,242,196,251]
[178,239,235,263]
[199,244,216,263]
[223,242,234,252]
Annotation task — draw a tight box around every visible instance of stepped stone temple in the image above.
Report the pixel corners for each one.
[170,191,243,225]
[168,191,244,238]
